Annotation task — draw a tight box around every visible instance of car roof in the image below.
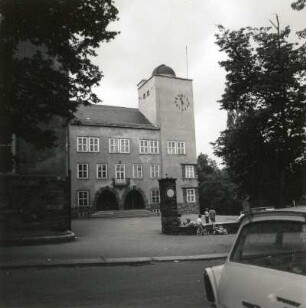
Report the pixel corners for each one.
[240,206,306,226]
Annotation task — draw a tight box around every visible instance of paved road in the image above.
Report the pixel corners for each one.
[0,260,223,308]
[0,216,236,265]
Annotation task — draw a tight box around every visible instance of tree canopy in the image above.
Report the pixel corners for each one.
[213,16,306,207]
[197,154,240,215]
[0,0,119,171]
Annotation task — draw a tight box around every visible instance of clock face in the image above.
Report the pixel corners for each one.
[174,94,190,111]
[166,188,175,198]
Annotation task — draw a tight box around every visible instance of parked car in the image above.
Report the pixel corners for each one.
[204,207,306,308]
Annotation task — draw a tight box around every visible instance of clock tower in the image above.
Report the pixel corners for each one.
[138,64,198,213]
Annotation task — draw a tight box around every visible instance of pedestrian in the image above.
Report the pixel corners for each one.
[196,214,205,235]
[204,208,210,224]
[209,207,216,224]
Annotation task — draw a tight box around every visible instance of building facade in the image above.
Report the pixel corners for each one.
[69,64,199,216]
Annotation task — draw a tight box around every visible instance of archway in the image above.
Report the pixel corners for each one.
[96,190,119,211]
[124,190,145,210]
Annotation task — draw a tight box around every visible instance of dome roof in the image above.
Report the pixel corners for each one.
[152,64,176,77]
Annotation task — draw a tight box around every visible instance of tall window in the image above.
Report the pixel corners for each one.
[77,137,88,152]
[115,164,125,179]
[89,137,99,152]
[186,189,196,203]
[184,165,195,178]
[78,191,89,206]
[139,140,149,154]
[167,141,186,155]
[177,142,186,155]
[109,138,130,153]
[97,164,107,179]
[77,164,88,179]
[151,190,160,204]
[109,138,119,153]
[133,164,143,179]
[139,139,159,154]
[120,139,130,153]
[167,141,176,154]
[150,164,160,178]
[150,141,159,154]
[77,137,99,152]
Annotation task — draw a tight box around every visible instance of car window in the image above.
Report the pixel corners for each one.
[230,220,306,275]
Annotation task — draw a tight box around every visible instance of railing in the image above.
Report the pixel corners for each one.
[112,178,130,187]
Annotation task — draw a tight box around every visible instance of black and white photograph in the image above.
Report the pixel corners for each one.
[0,0,305,307]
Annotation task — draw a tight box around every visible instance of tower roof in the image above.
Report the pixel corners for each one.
[152,64,176,77]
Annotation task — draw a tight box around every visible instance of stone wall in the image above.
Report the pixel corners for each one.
[0,175,70,235]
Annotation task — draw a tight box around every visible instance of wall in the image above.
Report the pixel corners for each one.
[69,124,161,212]
[0,175,70,237]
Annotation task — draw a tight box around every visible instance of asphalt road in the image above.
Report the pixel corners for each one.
[0,260,223,308]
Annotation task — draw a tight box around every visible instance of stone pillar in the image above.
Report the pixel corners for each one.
[158,178,180,234]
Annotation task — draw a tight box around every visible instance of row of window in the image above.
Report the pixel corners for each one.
[77,163,195,180]
[77,188,196,207]
[77,137,186,155]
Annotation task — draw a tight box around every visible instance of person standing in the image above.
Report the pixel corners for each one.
[209,207,216,224]
[204,208,210,224]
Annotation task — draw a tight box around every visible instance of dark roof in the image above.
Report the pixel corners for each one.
[71,104,158,130]
[152,64,176,77]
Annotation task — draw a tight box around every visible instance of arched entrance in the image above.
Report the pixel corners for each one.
[124,190,145,210]
[96,190,119,211]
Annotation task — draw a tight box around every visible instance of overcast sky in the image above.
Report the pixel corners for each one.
[92,0,305,164]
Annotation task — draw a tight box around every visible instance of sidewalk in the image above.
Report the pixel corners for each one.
[0,214,238,269]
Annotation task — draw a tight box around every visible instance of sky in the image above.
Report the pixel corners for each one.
[92,0,305,164]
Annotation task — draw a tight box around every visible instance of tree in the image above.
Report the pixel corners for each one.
[197,154,240,215]
[214,17,306,207]
[0,0,119,171]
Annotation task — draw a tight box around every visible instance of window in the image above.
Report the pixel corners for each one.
[77,137,99,152]
[139,140,159,154]
[115,164,125,179]
[167,141,176,154]
[77,164,88,179]
[143,93,146,99]
[177,142,186,154]
[230,221,306,275]
[120,139,130,153]
[151,190,160,204]
[77,137,88,152]
[89,137,99,152]
[147,90,150,96]
[109,138,130,153]
[167,141,186,155]
[150,164,160,178]
[97,164,107,179]
[150,141,159,154]
[77,191,89,206]
[109,138,119,153]
[186,189,196,203]
[184,165,195,178]
[133,164,143,179]
[139,140,149,154]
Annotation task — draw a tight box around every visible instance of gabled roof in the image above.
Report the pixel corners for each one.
[71,104,158,130]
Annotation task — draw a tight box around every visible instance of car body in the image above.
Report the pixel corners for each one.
[204,207,306,308]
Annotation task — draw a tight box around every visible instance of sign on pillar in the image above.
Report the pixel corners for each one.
[158,177,179,234]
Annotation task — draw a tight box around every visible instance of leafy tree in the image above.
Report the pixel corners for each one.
[214,17,306,207]
[291,0,306,10]
[197,154,240,215]
[0,0,119,171]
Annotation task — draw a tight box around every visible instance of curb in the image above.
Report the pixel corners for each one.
[0,253,228,270]
[0,231,76,247]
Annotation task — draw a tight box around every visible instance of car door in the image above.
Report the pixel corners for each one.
[217,218,306,308]
[218,261,306,308]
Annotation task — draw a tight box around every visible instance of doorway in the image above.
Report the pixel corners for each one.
[96,190,119,211]
[124,190,145,210]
